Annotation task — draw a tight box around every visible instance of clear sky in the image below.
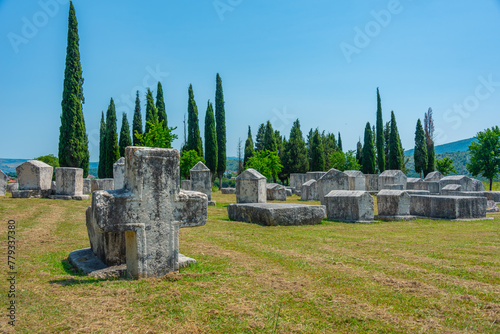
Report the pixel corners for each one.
[1,0,499,161]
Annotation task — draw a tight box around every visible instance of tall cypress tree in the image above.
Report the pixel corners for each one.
[156,81,168,129]
[244,126,254,167]
[310,129,325,171]
[323,132,337,170]
[376,87,385,173]
[424,108,435,175]
[132,91,142,146]
[284,119,309,174]
[98,112,106,178]
[255,123,265,151]
[263,121,277,152]
[388,111,403,170]
[356,139,363,166]
[204,101,218,178]
[384,121,390,161]
[337,132,343,152]
[414,119,427,177]
[58,1,89,176]
[215,74,226,189]
[104,98,120,178]
[119,113,132,157]
[362,122,376,174]
[145,88,157,134]
[186,84,203,156]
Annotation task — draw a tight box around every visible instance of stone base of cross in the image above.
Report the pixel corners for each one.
[86,147,207,279]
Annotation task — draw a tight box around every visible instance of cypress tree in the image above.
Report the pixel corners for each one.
[204,101,218,178]
[376,87,385,172]
[337,132,343,152]
[388,111,403,170]
[284,119,309,174]
[132,91,142,146]
[356,139,363,166]
[145,88,157,134]
[384,121,390,160]
[323,132,337,170]
[362,122,376,174]
[186,84,203,156]
[58,1,89,176]
[244,126,254,167]
[119,113,132,157]
[104,98,120,178]
[215,74,227,189]
[424,108,435,175]
[310,129,325,171]
[255,123,265,151]
[263,121,277,152]
[156,81,168,129]
[98,112,106,178]
[414,119,427,177]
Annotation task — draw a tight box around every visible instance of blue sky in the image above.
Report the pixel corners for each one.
[1,0,499,161]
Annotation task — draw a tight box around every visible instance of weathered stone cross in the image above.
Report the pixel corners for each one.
[86,147,207,279]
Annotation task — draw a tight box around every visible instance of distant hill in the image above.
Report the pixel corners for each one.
[405,137,477,156]
[0,159,99,177]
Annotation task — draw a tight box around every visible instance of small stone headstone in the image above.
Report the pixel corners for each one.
[378,170,407,191]
[377,189,411,217]
[266,183,287,201]
[221,187,236,194]
[344,170,366,190]
[181,180,192,191]
[51,167,88,200]
[324,190,374,222]
[301,179,318,201]
[424,171,444,182]
[190,161,212,200]
[113,157,125,190]
[316,169,349,205]
[439,175,474,192]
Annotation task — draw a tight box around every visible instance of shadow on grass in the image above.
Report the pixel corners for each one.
[49,276,114,286]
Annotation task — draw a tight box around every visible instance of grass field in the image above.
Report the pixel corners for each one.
[0,192,499,333]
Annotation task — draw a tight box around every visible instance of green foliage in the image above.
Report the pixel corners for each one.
[186,84,203,157]
[356,139,362,166]
[204,101,218,178]
[283,119,308,176]
[330,150,360,172]
[337,132,343,152]
[310,129,325,171]
[245,150,282,181]
[118,113,132,157]
[180,150,205,180]
[34,154,59,180]
[467,126,500,190]
[425,142,435,176]
[263,121,277,152]
[215,74,227,179]
[388,111,403,170]
[145,88,157,135]
[414,119,428,177]
[436,157,457,176]
[104,98,120,178]
[255,123,265,151]
[134,115,177,149]
[156,82,167,129]
[58,1,89,177]
[132,91,142,146]
[98,112,106,178]
[376,88,385,173]
[383,121,390,163]
[322,132,338,170]
[361,122,376,174]
[244,126,254,167]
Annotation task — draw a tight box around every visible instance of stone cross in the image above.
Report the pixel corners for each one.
[86,147,207,279]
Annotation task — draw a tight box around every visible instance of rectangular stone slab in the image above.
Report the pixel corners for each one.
[410,195,487,219]
[227,203,325,226]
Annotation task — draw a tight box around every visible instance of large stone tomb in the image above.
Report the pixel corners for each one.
[266,183,287,201]
[410,195,487,219]
[324,190,374,223]
[236,168,266,203]
[50,167,89,200]
[82,147,207,279]
[227,203,325,226]
[12,160,54,198]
